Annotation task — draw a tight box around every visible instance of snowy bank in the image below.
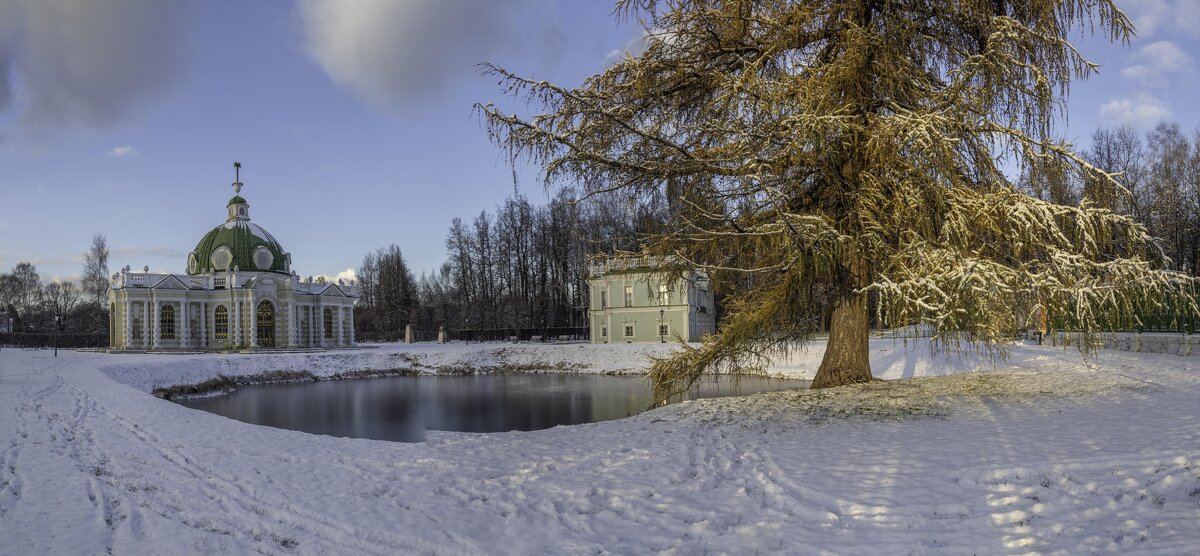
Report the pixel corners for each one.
[99,338,1004,398]
[2,341,1198,553]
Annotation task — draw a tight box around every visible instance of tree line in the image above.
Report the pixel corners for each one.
[353,188,671,337]
[352,119,1200,340]
[1,234,110,336]
[1024,121,1200,276]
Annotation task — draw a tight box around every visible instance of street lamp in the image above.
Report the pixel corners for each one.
[54,315,61,357]
[659,309,665,343]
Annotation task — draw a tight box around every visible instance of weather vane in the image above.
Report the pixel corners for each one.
[233,161,242,195]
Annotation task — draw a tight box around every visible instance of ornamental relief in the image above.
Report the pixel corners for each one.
[253,246,274,270]
[211,246,233,270]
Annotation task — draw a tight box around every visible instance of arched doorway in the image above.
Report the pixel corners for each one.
[256,301,275,348]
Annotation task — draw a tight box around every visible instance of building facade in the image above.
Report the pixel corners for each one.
[107,172,357,351]
[587,255,716,343]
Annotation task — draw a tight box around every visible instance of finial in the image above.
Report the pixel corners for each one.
[233,161,243,195]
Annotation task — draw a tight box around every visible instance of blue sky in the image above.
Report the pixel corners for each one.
[1,0,1197,284]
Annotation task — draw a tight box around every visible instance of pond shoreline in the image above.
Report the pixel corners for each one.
[152,363,804,401]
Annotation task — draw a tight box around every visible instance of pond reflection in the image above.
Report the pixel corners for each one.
[177,374,808,442]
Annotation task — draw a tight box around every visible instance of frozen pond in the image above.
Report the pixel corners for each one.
[178,374,808,442]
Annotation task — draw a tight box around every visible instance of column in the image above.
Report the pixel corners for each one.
[180,301,190,349]
[348,306,355,346]
[249,298,259,349]
[152,300,161,350]
[287,301,297,348]
[199,301,207,349]
[315,304,323,347]
[123,299,132,349]
[142,301,150,349]
[336,306,344,346]
[232,299,241,348]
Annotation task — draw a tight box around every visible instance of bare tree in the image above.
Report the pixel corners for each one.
[1146,122,1191,272]
[81,233,110,332]
[81,234,110,306]
[1085,125,1148,218]
[3,262,42,328]
[480,0,1192,394]
[40,281,81,330]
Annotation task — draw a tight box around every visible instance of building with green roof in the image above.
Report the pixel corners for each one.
[107,165,358,351]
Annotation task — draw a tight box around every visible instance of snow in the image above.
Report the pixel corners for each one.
[1,340,1198,554]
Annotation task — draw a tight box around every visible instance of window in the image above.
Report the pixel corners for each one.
[624,285,633,307]
[600,290,607,309]
[658,323,669,337]
[214,305,228,339]
[659,284,670,306]
[601,326,608,337]
[132,319,142,339]
[324,308,334,339]
[256,301,275,348]
[624,324,634,337]
[160,305,176,339]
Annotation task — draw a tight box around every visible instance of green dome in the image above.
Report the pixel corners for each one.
[187,196,290,275]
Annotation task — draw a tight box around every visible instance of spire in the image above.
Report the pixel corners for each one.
[227,161,250,222]
[232,161,243,195]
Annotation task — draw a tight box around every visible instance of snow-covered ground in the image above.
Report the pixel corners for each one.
[1,340,1198,554]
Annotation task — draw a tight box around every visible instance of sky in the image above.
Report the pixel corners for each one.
[1,0,1198,284]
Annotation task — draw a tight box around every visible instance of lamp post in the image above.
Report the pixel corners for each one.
[54,315,61,357]
[659,309,665,343]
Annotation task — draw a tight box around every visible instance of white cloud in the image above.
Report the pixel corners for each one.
[1119,0,1200,38]
[1099,92,1173,127]
[105,145,138,158]
[313,268,357,285]
[0,0,191,132]
[297,0,561,109]
[1121,0,1170,36]
[1120,40,1193,85]
[605,28,679,65]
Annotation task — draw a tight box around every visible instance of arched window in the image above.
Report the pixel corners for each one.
[324,307,333,339]
[214,305,229,340]
[160,305,176,339]
[256,301,275,348]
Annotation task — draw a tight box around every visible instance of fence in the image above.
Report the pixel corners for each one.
[356,326,590,344]
[0,332,109,349]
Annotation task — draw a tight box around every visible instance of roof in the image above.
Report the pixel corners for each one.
[189,218,290,276]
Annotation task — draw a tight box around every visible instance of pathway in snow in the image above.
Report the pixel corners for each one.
[0,341,1198,553]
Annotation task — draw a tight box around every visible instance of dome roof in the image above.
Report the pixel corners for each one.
[187,188,291,276]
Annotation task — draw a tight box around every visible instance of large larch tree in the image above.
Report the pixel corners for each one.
[480,0,1195,395]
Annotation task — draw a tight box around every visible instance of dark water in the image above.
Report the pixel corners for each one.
[177,374,808,442]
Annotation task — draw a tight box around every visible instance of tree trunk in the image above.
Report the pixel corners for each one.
[812,289,872,388]
[812,263,873,388]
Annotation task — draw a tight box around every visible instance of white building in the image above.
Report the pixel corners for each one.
[107,168,357,351]
[588,254,716,343]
